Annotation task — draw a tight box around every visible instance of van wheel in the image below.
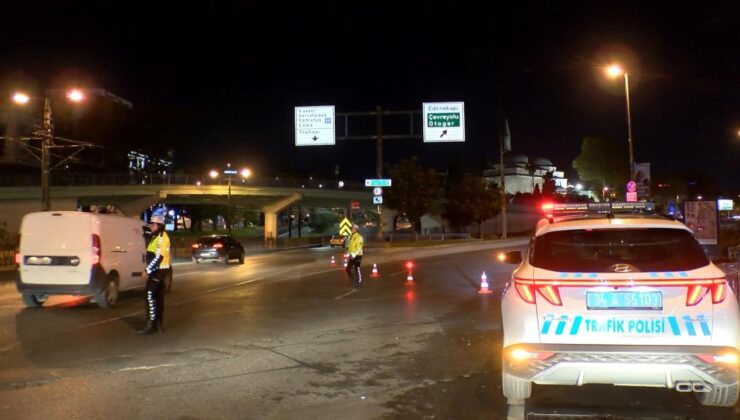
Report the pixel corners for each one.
[96,275,119,309]
[695,381,739,407]
[164,271,173,293]
[22,293,47,308]
[502,367,532,403]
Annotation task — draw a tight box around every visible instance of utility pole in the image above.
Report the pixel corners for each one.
[375,106,383,241]
[18,88,133,211]
[337,108,421,242]
[41,98,52,211]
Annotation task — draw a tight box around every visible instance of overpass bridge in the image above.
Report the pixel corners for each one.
[0,178,373,243]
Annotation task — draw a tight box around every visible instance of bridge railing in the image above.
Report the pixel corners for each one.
[0,173,365,190]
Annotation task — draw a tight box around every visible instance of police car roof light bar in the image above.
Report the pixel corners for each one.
[549,202,655,214]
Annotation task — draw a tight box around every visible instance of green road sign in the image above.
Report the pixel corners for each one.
[365,179,392,187]
[427,112,461,127]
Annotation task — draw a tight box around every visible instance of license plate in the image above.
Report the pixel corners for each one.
[587,291,662,310]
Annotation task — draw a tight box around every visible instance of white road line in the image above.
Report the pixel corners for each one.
[334,289,358,300]
[115,362,187,372]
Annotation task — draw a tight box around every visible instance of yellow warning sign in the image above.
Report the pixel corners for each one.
[339,218,352,236]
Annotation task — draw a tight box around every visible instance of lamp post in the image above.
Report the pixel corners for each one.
[606,64,635,180]
[210,164,251,234]
[12,87,132,211]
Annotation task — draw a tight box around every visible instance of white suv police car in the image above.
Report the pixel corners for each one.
[500,202,740,407]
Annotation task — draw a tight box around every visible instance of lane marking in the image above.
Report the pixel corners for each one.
[116,363,187,372]
[334,289,358,300]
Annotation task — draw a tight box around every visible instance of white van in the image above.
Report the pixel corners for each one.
[16,211,168,309]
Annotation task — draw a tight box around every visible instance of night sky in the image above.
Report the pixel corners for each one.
[1,2,738,191]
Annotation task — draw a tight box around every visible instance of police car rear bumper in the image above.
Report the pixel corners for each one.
[503,344,739,387]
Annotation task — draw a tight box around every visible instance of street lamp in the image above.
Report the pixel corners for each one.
[209,164,251,234]
[12,89,84,211]
[606,64,635,181]
[11,87,132,211]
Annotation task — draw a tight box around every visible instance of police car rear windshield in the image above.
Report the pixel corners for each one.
[532,228,708,272]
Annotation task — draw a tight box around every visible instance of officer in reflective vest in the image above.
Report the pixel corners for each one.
[345,224,364,288]
[139,214,171,335]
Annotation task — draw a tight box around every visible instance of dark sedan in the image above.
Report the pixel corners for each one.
[191,235,245,264]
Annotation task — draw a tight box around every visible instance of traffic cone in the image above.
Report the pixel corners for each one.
[371,263,379,278]
[478,271,493,294]
[405,261,415,285]
[331,255,336,266]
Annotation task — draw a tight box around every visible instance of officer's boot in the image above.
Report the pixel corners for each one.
[138,289,159,335]
[138,320,157,335]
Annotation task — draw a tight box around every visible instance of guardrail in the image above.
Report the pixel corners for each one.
[0,172,365,190]
[0,250,14,267]
[386,232,472,241]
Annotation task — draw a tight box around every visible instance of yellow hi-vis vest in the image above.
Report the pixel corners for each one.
[146,231,171,272]
[347,232,364,256]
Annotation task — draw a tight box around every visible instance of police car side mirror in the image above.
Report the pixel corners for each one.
[499,251,522,264]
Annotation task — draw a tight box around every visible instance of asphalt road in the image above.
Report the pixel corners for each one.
[0,241,738,420]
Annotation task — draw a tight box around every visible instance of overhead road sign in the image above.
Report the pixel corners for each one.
[423,102,465,142]
[295,106,336,146]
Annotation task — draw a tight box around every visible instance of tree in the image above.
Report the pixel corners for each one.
[384,157,444,229]
[572,137,629,192]
[186,205,226,232]
[444,173,502,238]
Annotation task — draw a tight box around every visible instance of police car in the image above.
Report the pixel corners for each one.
[500,202,740,407]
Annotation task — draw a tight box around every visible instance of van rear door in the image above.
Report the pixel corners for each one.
[19,212,94,285]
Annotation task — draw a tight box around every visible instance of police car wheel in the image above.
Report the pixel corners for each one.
[695,381,739,407]
[21,293,47,308]
[502,369,532,401]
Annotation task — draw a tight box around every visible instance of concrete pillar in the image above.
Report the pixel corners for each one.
[264,211,278,249]
[262,192,302,248]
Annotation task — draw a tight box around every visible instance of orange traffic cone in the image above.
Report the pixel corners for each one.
[371,263,379,278]
[478,271,493,294]
[405,261,415,285]
[331,255,336,266]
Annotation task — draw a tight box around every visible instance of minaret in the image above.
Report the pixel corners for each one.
[502,118,511,153]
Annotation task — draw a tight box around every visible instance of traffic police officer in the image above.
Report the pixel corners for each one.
[139,212,171,335]
[345,224,364,288]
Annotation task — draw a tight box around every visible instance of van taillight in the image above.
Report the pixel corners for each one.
[14,251,21,265]
[92,234,101,265]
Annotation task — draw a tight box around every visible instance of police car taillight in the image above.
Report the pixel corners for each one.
[686,278,727,306]
[508,347,555,362]
[514,278,562,306]
[698,352,739,365]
